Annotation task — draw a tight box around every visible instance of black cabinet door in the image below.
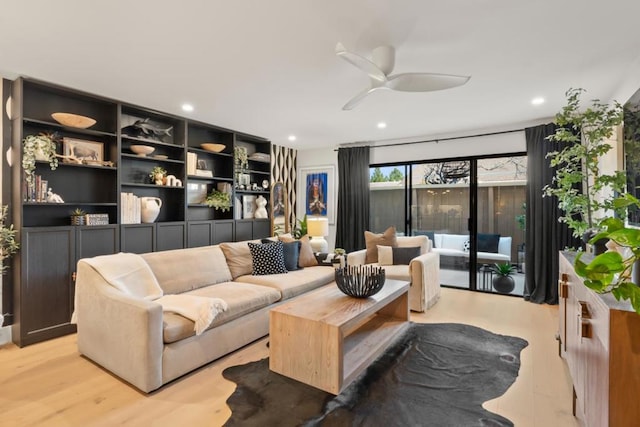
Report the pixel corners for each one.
[17,227,77,346]
[76,225,120,259]
[235,220,253,242]
[213,221,234,244]
[157,222,186,251]
[188,221,214,247]
[121,224,155,253]
[252,220,271,239]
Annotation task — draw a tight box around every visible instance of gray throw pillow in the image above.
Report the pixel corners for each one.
[248,241,287,275]
[392,246,421,265]
[478,233,501,253]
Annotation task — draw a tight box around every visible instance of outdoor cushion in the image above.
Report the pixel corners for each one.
[478,233,501,253]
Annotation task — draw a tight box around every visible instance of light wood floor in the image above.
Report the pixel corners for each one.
[0,288,579,427]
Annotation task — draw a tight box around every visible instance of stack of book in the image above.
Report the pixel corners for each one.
[24,175,49,202]
[120,192,141,224]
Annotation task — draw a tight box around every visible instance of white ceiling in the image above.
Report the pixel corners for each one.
[1,1,640,150]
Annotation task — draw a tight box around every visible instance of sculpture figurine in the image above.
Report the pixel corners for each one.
[46,188,64,203]
[254,195,268,219]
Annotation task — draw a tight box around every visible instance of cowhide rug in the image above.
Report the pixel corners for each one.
[222,322,528,427]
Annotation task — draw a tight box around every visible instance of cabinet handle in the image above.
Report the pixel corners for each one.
[578,300,591,319]
[559,281,569,299]
[581,319,592,338]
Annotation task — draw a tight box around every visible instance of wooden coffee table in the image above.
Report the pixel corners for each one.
[269,279,410,394]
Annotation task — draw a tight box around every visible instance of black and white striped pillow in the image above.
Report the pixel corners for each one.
[248,241,288,275]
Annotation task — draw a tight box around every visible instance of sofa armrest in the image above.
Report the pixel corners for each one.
[347,249,367,266]
[75,260,164,393]
[408,252,441,312]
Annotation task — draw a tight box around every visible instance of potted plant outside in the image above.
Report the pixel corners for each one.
[491,262,516,293]
[544,88,625,249]
[22,133,59,184]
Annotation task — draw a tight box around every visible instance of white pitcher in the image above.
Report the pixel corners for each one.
[140,197,162,223]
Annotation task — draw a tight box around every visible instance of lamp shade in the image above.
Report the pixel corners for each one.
[307,217,329,237]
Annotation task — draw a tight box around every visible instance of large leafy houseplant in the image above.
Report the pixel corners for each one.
[544,88,625,239]
[574,194,640,314]
[204,190,231,212]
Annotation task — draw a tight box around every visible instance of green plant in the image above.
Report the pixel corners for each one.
[204,190,232,212]
[22,133,59,184]
[492,262,516,277]
[70,208,86,216]
[544,88,625,239]
[515,203,526,231]
[334,248,346,256]
[292,214,308,239]
[0,205,19,274]
[234,146,248,171]
[574,193,640,314]
[148,166,167,180]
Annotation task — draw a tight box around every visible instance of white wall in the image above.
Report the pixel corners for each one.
[296,125,530,249]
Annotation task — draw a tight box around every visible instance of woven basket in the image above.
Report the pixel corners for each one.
[335,265,386,298]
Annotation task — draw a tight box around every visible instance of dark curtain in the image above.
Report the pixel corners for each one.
[524,123,580,304]
[336,146,370,253]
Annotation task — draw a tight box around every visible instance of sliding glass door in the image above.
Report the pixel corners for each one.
[369,154,526,296]
[411,161,471,288]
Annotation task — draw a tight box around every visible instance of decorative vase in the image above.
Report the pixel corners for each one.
[492,275,515,293]
[141,197,162,223]
[70,215,85,226]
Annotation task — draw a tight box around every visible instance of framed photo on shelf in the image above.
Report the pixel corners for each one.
[62,137,104,163]
[298,165,335,224]
[271,181,289,233]
[242,195,256,219]
[187,182,208,204]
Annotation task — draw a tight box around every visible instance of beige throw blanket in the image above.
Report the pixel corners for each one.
[78,253,228,335]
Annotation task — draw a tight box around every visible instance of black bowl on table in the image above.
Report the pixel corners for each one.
[335,265,386,298]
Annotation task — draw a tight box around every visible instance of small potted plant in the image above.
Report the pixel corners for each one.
[70,208,87,226]
[205,190,232,212]
[22,132,59,184]
[149,166,167,185]
[491,262,516,293]
[234,146,248,172]
[0,205,19,327]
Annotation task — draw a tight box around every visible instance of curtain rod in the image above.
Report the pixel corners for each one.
[334,128,524,151]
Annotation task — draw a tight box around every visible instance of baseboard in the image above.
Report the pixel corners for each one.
[0,325,11,346]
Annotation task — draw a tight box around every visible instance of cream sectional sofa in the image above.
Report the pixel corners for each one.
[347,235,441,312]
[74,241,335,393]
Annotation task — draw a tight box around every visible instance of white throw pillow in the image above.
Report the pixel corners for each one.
[377,245,394,266]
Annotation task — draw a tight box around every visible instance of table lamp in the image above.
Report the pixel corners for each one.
[307,217,329,252]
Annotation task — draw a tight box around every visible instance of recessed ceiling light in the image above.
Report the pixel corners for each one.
[288,135,297,142]
[377,122,387,129]
[182,103,194,112]
[531,97,545,106]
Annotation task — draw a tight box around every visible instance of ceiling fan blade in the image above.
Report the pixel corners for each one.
[336,42,387,83]
[342,87,382,111]
[386,73,470,92]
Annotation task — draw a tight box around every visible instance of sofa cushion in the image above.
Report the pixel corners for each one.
[377,245,394,266]
[248,242,288,275]
[235,266,335,300]
[279,234,318,267]
[220,240,260,279]
[141,246,233,294]
[397,235,429,255]
[393,246,421,265]
[162,281,281,344]
[478,233,500,253]
[377,264,410,281]
[365,226,397,264]
[262,239,301,271]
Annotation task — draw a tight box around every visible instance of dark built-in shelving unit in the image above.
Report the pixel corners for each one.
[7,78,271,346]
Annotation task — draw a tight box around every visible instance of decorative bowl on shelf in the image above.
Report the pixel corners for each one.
[51,112,97,129]
[130,145,155,156]
[152,154,168,159]
[335,265,386,298]
[201,143,225,153]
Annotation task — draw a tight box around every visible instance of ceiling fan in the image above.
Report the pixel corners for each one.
[335,42,470,110]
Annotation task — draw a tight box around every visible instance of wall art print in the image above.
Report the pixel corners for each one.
[298,165,335,224]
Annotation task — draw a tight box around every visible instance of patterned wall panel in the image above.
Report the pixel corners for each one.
[271,144,297,230]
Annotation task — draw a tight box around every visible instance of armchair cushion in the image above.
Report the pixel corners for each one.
[392,246,421,265]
